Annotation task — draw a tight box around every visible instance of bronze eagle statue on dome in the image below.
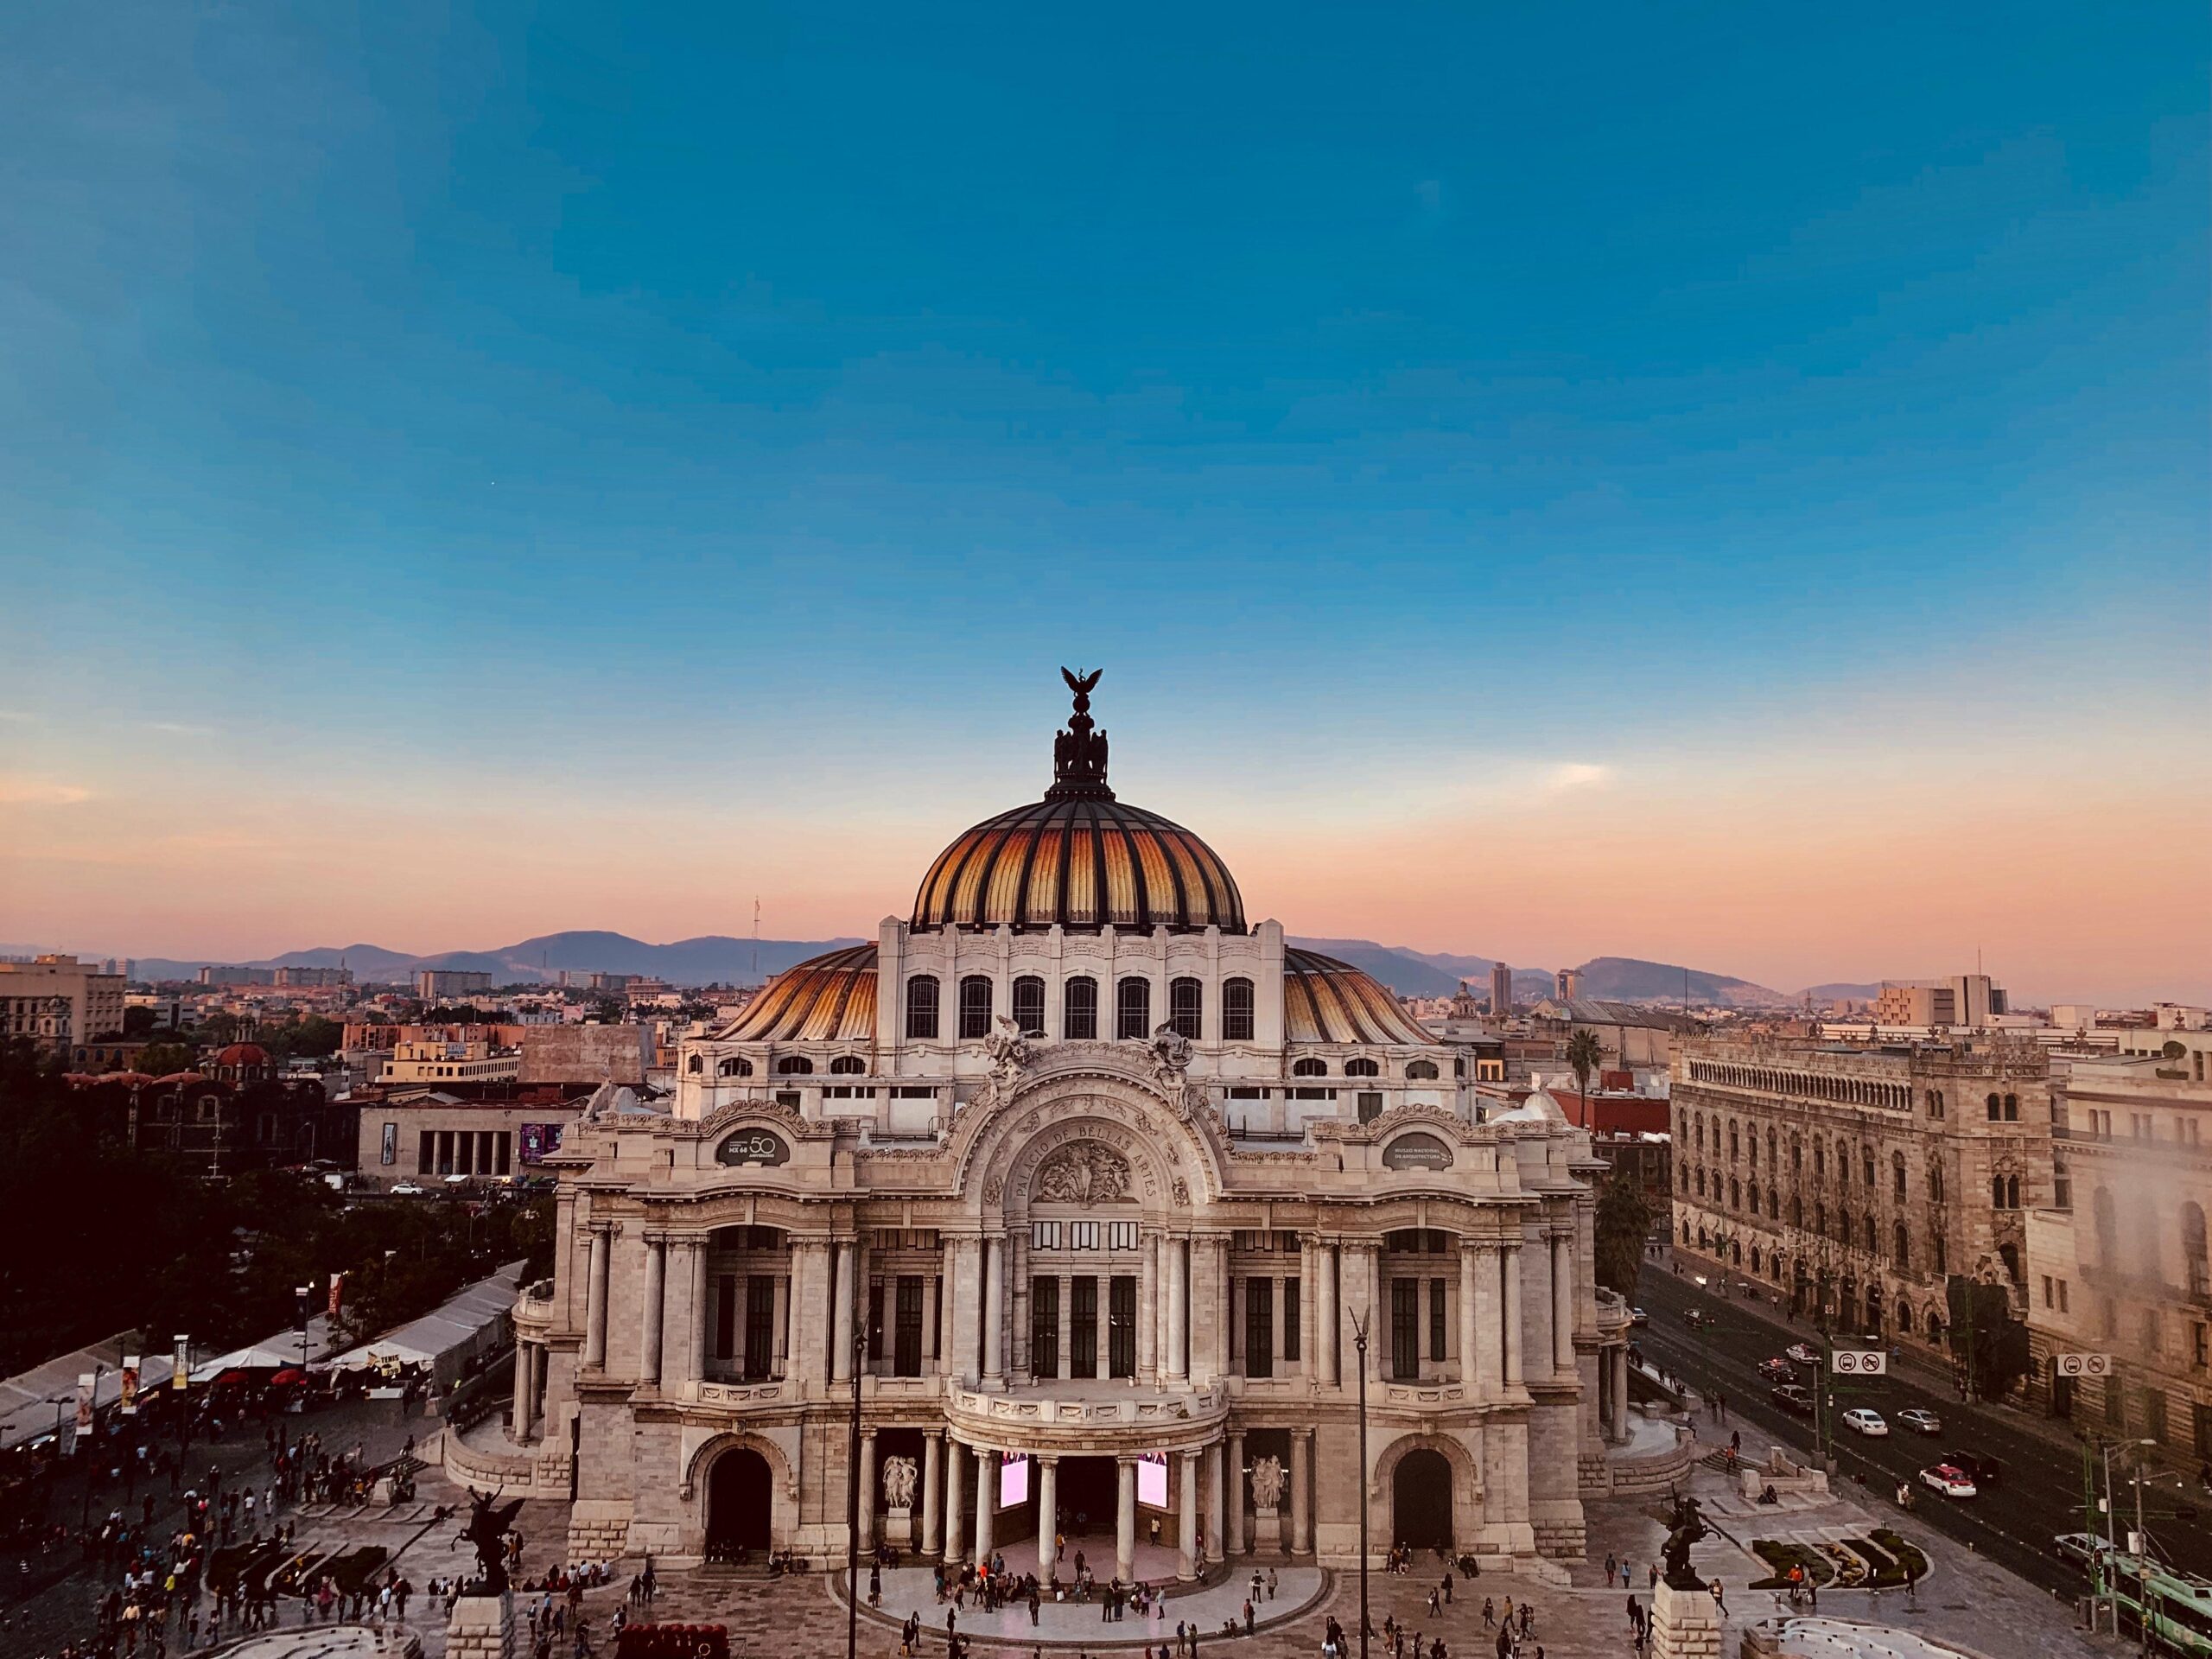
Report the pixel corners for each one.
[1050,668,1112,798]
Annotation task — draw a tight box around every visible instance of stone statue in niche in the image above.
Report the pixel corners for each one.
[881,1454,918,1513]
[1249,1454,1285,1512]
[1033,1141,1132,1205]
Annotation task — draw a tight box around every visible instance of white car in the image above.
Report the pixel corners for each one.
[1841,1408,1890,1437]
[389,1181,428,1197]
[1921,1463,1977,1499]
[1786,1343,1820,1365]
[1897,1408,1943,1435]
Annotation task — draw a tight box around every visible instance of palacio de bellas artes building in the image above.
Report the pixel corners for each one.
[482,673,1627,1580]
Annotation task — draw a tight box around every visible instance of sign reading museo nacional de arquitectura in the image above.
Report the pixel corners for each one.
[486,675,1627,1575]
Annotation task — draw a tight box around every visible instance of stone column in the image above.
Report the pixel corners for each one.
[1470,1243,1499,1402]
[639,1238,666,1389]
[1036,1457,1058,1578]
[1316,1240,1338,1388]
[1138,1233,1159,1380]
[661,1241,694,1392]
[858,1429,879,1553]
[1116,1459,1137,1583]
[1165,1237,1188,1382]
[1205,1441,1225,1564]
[983,1239,1006,1387]
[1177,1451,1198,1580]
[1457,1243,1478,1389]
[690,1238,711,1384]
[942,1440,966,1564]
[925,1274,944,1374]
[1551,1232,1576,1372]
[583,1227,610,1369]
[1502,1243,1524,1389]
[950,1239,982,1385]
[1225,1429,1245,1555]
[510,1340,532,1440]
[921,1433,944,1555]
[1289,1430,1313,1554]
[973,1448,995,1567]
[832,1242,855,1383]
[1611,1348,1630,1440]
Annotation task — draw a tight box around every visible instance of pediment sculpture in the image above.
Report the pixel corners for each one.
[984,1014,1033,1087]
[1033,1141,1132,1205]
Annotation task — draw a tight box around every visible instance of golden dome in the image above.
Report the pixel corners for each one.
[1283,950,1435,1045]
[717,944,878,1041]
[911,671,1246,934]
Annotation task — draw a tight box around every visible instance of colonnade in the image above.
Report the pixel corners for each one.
[575,1217,1583,1397]
[906,1428,1316,1585]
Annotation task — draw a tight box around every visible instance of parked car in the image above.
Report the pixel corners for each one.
[1757,1357,1796,1383]
[1941,1451,2003,1491]
[1786,1342,1820,1365]
[2055,1532,2117,1567]
[1841,1408,1890,1437]
[1920,1463,1978,1499]
[1630,1307,1649,1326]
[1897,1408,1943,1435]
[1770,1383,1815,1417]
[389,1181,427,1197]
[1684,1308,1712,1329]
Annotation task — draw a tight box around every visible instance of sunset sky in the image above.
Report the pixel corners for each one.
[3,3,2207,1003]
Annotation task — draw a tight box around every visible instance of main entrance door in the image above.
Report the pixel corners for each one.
[1058,1456,1117,1537]
[706,1447,772,1559]
[1391,1448,1452,1551]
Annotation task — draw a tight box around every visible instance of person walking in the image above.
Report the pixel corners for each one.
[1710,1578,1726,1617]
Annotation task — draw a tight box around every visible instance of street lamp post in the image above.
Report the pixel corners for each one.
[79,1362,105,1530]
[1350,1308,1371,1659]
[846,1326,864,1659]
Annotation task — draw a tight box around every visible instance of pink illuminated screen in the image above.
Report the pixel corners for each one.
[997,1453,1028,1509]
[1136,1452,1168,1509]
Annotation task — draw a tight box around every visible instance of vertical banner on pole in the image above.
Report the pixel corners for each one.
[119,1357,141,1415]
[174,1336,190,1389]
[328,1273,345,1321]
[73,1374,95,1451]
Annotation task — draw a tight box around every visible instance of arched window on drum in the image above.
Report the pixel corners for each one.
[906,975,940,1041]
[1168,977,1203,1040]
[1222,977,1255,1042]
[1012,976,1046,1037]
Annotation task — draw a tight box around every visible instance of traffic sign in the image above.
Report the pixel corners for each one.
[1832,1349,1887,1376]
[2055,1352,2113,1377]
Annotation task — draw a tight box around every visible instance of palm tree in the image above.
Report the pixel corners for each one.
[1565,1027,1602,1105]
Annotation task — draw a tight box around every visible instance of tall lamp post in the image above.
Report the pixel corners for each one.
[1350,1308,1371,1659]
[79,1362,105,1529]
[846,1325,864,1659]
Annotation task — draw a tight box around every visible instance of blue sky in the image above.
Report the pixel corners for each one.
[3,2,2207,999]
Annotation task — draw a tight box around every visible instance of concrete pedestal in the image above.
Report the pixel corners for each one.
[448,1592,516,1659]
[1650,1581,1724,1659]
[884,1505,915,1549]
[1250,1508,1283,1555]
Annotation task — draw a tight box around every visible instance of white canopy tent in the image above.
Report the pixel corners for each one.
[326,1262,525,1389]
[0,1340,176,1453]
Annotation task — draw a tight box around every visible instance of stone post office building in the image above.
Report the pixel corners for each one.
[478,679,1624,1573]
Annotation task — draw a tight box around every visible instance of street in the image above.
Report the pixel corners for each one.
[1636,1249,2212,1599]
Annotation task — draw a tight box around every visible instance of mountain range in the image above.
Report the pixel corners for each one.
[51,929,1801,1007]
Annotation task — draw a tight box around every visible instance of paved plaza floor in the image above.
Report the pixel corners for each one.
[827,1531,1326,1648]
[27,1416,2126,1659]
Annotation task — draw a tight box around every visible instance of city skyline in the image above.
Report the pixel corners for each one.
[3,3,2207,1001]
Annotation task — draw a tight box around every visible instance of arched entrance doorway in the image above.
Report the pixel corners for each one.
[706,1448,772,1560]
[1391,1448,1452,1551]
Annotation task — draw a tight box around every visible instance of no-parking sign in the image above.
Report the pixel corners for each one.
[2056,1352,2113,1377]
[1832,1349,1887,1375]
